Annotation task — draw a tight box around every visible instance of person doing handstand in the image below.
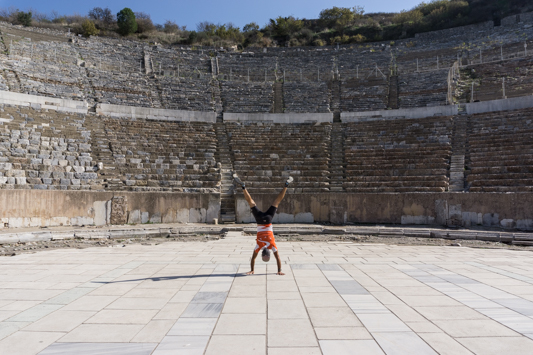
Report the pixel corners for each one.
[233,173,293,276]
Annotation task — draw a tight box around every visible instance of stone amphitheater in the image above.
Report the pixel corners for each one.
[0,12,532,231]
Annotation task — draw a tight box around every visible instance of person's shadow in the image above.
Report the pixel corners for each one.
[93,273,248,284]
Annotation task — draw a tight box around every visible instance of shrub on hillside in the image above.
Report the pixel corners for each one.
[117,8,137,36]
[16,11,32,26]
[82,19,99,37]
[135,12,155,33]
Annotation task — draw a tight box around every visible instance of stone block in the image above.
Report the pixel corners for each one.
[189,208,206,223]
[150,213,162,223]
[483,213,499,227]
[93,201,108,226]
[295,212,314,223]
[15,177,26,185]
[128,210,141,224]
[435,199,448,225]
[60,178,71,186]
[49,217,69,227]
[8,217,24,228]
[162,210,176,223]
[516,219,533,231]
[70,217,94,226]
[177,209,189,223]
[110,196,128,225]
[500,219,515,229]
[274,213,295,223]
[141,212,149,224]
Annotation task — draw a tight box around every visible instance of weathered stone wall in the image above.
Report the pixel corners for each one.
[467,108,533,192]
[343,116,453,192]
[236,192,533,230]
[340,77,388,111]
[226,121,332,193]
[220,82,274,112]
[399,70,449,107]
[0,189,219,227]
[283,82,330,113]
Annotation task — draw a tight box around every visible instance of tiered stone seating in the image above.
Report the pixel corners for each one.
[278,53,333,82]
[11,60,88,100]
[87,68,160,107]
[337,48,390,80]
[399,70,449,107]
[396,47,458,73]
[340,77,388,111]
[158,77,216,111]
[343,117,453,192]
[218,53,273,81]
[283,82,330,113]
[467,109,533,192]
[10,40,79,66]
[89,117,219,192]
[226,122,331,193]
[459,57,533,102]
[0,105,100,190]
[151,46,211,77]
[77,39,144,73]
[220,82,273,112]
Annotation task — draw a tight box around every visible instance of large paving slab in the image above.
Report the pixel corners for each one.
[0,231,533,354]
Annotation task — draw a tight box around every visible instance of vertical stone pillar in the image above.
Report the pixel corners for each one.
[110,196,128,225]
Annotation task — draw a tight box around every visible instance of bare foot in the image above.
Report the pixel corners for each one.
[246,270,255,275]
[277,272,285,275]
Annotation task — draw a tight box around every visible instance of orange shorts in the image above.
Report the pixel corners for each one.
[254,224,278,252]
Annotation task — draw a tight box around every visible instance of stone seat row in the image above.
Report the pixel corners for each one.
[469,186,533,192]
[469,165,533,174]
[344,168,448,176]
[343,180,448,187]
[344,186,446,192]
[344,175,447,182]
[345,161,448,169]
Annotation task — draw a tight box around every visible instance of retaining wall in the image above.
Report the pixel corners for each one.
[223,112,333,123]
[0,190,220,228]
[465,95,533,115]
[0,91,87,114]
[341,105,458,122]
[96,103,216,122]
[235,193,533,230]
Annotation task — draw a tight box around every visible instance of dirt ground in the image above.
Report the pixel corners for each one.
[1,233,530,257]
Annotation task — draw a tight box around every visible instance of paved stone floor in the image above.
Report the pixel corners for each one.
[1,231,533,354]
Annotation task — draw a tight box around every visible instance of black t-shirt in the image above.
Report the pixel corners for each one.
[251,206,277,225]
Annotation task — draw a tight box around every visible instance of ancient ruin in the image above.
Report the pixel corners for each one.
[0,13,532,231]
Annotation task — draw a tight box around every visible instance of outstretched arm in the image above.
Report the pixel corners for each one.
[273,251,285,275]
[246,250,259,275]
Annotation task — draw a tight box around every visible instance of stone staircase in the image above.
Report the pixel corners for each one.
[448,116,468,192]
[329,122,345,191]
[387,75,399,109]
[272,82,283,113]
[329,80,341,122]
[215,123,236,223]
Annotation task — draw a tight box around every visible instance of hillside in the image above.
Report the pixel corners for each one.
[0,0,532,48]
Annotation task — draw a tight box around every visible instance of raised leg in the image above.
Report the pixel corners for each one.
[243,188,256,208]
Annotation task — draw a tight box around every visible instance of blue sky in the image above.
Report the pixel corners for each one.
[0,0,422,30]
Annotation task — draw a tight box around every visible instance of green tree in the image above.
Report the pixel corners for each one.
[16,11,32,27]
[117,8,137,36]
[269,16,303,43]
